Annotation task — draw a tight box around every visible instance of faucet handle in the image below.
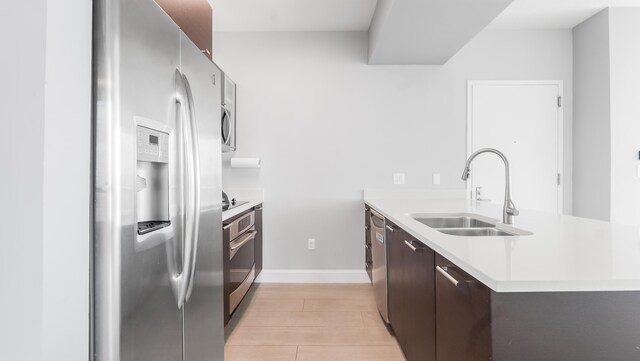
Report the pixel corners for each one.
[506,201,519,216]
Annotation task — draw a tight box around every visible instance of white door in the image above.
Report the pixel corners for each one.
[468,81,563,214]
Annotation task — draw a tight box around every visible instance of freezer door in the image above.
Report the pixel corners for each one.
[93,0,184,360]
[180,33,225,361]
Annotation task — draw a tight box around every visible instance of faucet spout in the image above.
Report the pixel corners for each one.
[461,148,518,225]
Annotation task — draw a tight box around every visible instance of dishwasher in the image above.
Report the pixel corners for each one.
[370,208,389,323]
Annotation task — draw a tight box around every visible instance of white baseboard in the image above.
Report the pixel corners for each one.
[255,269,370,283]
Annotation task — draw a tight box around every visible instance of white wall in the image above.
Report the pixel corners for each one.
[214,29,573,272]
[0,2,47,360]
[41,0,92,360]
[0,1,91,360]
[572,7,640,226]
[572,9,612,221]
[609,8,640,226]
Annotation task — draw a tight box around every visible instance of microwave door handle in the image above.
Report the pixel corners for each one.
[221,108,231,145]
[182,73,201,303]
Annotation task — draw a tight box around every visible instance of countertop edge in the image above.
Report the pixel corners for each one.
[222,200,263,221]
[364,198,640,293]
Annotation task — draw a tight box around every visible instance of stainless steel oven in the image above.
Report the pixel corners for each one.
[225,210,256,314]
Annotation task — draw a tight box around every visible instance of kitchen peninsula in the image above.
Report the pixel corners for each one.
[364,190,640,361]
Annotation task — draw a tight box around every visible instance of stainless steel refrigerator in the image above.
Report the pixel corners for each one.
[92,0,224,360]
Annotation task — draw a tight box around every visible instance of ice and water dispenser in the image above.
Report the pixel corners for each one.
[136,125,171,235]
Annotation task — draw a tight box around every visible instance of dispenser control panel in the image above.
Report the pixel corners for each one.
[137,126,169,163]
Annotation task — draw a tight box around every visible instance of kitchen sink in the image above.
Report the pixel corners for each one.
[411,213,532,237]
[414,216,495,229]
[437,228,518,237]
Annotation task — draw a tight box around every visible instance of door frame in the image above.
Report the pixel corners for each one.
[466,80,564,214]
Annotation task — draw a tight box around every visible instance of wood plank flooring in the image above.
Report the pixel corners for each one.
[224,283,406,361]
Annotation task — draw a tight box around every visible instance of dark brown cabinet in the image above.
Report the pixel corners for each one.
[255,205,263,277]
[435,254,491,361]
[222,222,231,325]
[364,206,372,282]
[155,0,213,59]
[387,222,436,361]
[366,205,640,361]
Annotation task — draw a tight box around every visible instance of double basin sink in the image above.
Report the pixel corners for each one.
[413,214,532,237]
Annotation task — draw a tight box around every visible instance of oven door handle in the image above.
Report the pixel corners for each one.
[230,230,257,260]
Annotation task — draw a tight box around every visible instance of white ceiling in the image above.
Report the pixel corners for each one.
[212,0,640,33]
[489,0,640,29]
[212,0,378,32]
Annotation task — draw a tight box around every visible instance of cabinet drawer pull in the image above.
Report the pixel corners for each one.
[385,225,395,232]
[403,240,421,252]
[436,265,464,287]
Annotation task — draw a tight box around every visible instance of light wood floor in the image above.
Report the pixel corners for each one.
[224,283,406,361]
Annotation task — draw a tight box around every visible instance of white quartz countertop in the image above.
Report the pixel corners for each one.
[222,189,264,221]
[365,193,640,293]
[222,200,262,221]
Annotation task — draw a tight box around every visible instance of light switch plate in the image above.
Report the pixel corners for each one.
[393,173,405,185]
[433,173,441,185]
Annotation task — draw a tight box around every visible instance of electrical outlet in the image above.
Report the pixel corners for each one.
[433,173,441,185]
[393,173,405,185]
[308,238,316,250]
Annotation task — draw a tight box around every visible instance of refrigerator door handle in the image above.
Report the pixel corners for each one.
[182,72,201,303]
[170,69,189,309]
[170,69,200,309]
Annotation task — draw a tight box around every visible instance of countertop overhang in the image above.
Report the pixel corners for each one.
[364,190,640,293]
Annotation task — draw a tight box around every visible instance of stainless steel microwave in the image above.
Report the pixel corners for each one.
[221,74,236,152]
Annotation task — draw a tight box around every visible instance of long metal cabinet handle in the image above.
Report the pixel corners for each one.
[182,73,201,304]
[385,225,395,232]
[404,240,419,252]
[436,266,462,287]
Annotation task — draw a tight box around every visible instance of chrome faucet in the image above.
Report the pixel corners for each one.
[461,148,519,225]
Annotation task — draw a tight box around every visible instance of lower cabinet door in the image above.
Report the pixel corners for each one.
[255,206,263,277]
[402,236,436,361]
[388,227,436,361]
[435,254,491,361]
